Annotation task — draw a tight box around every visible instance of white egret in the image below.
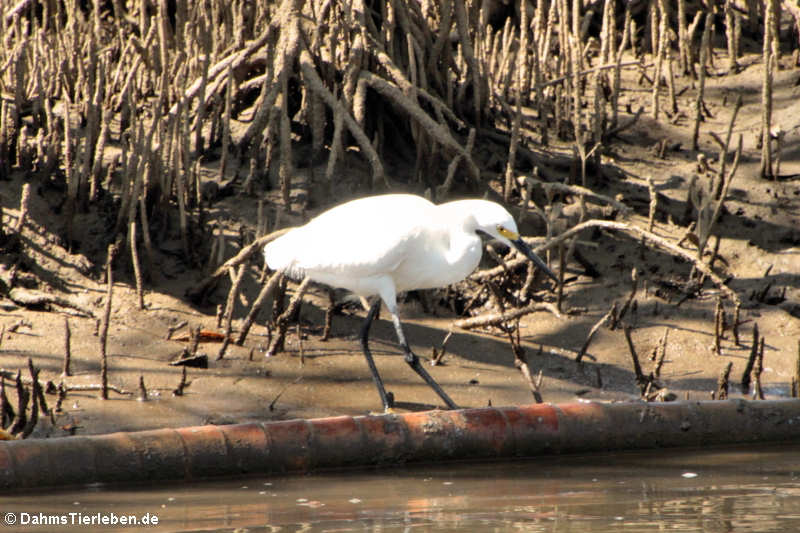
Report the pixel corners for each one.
[264,193,558,411]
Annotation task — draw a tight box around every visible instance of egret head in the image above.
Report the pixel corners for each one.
[471,201,559,283]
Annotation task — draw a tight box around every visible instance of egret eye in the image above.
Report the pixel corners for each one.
[496,225,513,239]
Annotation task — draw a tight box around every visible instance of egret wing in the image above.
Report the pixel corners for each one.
[264,194,435,281]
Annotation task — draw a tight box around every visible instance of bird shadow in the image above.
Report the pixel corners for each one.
[304,299,643,401]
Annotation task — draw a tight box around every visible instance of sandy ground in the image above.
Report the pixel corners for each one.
[1,52,800,438]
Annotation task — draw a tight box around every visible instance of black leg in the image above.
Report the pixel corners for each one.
[389,314,459,410]
[359,300,394,410]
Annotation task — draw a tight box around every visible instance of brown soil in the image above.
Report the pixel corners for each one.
[2,52,800,439]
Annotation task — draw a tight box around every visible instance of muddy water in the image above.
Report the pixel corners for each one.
[5,443,800,532]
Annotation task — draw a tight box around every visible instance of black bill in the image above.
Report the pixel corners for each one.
[512,238,559,283]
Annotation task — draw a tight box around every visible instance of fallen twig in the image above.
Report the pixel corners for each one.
[741,323,759,394]
[269,376,302,411]
[8,288,95,318]
[716,361,733,400]
[472,219,739,305]
[454,302,562,330]
[575,302,617,363]
[187,228,291,303]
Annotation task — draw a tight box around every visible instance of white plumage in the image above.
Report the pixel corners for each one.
[264,193,557,411]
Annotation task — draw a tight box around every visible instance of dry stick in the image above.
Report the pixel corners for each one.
[167,20,278,119]
[753,337,765,400]
[716,95,744,199]
[165,321,188,340]
[724,0,739,73]
[793,339,800,398]
[507,322,543,403]
[138,196,155,281]
[99,244,117,400]
[556,243,566,312]
[297,49,386,188]
[89,119,109,202]
[188,228,291,302]
[129,220,144,310]
[267,277,310,356]
[653,327,669,378]
[9,372,28,435]
[472,219,740,305]
[194,31,211,153]
[713,296,724,355]
[0,376,12,428]
[427,0,453,77]
[188,324,202,358]
[219,62,234,183]
[236,270,283,345]
[359,70,479,183]
[137,375,148,401]
[271,276,287,330]
[716,361,733,400]
[3,0,36,23]
[540,59,649,92]
[173,115,191,262]
[216,263,247,360]
[610,3,633,129]
[525,177,631,214]
[732,301,742,346]
[53,381,67,414]
[604,105,645,140]
[532,12,547,144]
[454,302,562,330]
[63,383,131,395]
[647,176,658,232]
[651,0,668,120]
[173,366,188,396]
[623,326,647,394]
[436,128,476,199]
[20,377,38,438]
[363,32,465,131]
[296,323,305,366]
[14,182,30,234]
[698,135,744,262]
[453,0,481,124]
[278,76,292,208]
[431,330,453,367]
[324,96,345,183]
[7,288,95,318]
[760,1,776,179]
[27,358,48,417]
[63,91,77,251]
[517,0,530,99]
[617,268,639,326]
[660,47,675,114]
[677,0,689,74]
[269,376,303,412]
[691,10,713,151]
[61,316,72,377]
[238,33,287,152]
[504,85,522,204]
[741,323,759,394]
[576,302,617,363]
[320,288,336,342]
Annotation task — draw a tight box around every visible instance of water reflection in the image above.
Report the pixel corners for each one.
[6,443,800,531]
